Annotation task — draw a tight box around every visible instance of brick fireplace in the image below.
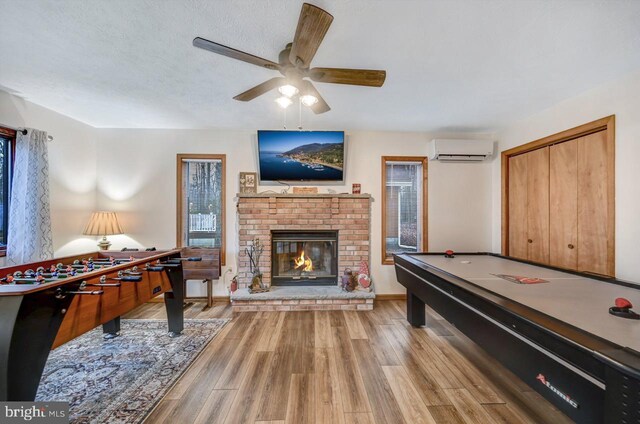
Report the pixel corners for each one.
[236,193,371,289]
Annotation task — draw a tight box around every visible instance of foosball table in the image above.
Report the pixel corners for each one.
[0,249,198,401]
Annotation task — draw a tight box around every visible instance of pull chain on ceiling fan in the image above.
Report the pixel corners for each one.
[193,3,386,114]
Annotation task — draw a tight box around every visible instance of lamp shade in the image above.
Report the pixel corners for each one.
[83,211,124,236]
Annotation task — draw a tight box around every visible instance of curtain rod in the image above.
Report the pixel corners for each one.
[17,128,54,142]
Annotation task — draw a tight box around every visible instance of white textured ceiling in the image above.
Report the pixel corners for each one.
[1,0,640,131]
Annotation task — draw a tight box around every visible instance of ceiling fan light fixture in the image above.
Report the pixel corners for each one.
[300,94,319,107]
[278,84,299,98]
[275,96,293,109]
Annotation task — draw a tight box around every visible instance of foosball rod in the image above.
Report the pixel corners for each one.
[167,257,202,262]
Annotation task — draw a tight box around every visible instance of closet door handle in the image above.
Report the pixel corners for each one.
[527,239,533,244]
[568,244,575,249]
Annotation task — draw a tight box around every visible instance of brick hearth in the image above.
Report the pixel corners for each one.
[235,193,372,311]
[230,286,375,312]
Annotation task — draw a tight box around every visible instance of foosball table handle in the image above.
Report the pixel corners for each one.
[146,266,164,272]
[66,290,104,295]
[167,257,203,263]
[55,287,103,299]
[81,280,121,289]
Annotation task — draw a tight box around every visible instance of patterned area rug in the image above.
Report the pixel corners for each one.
[36,319,229,424]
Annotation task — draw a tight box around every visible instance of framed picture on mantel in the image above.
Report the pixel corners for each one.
[239,172,257,194]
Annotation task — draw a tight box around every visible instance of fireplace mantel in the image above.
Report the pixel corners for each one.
[236,193,372,289]
[237,193,371,199]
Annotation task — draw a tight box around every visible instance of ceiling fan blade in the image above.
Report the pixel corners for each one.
[302,81,330,114]
[309,67,386,87]
[233,77,286,101]
[193,37,279,70]
[289,3,334,68]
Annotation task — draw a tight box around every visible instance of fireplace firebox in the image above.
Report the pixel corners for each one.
[271,231,338,286]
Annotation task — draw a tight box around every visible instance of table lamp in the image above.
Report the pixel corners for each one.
[83,211,124,250]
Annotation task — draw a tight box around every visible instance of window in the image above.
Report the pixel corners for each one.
[177,154,226,265]
[381,156,427,264]
[0,127,16,255]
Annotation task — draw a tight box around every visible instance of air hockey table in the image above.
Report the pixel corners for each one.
[394,252,640,424]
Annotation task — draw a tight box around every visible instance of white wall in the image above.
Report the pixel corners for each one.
[5,65,638,292]
[96,129,495,295]
[0,91,98,259]
[492,70,640,283]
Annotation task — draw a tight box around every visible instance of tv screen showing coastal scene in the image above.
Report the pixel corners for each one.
[257,130,345,182]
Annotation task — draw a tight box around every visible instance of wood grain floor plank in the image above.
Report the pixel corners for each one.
[193,389,236,424]
[315,311,334,348]
[351,339,405,424]
[344,412,376,424]
[132,301,572,424]
[329,310,347,327]
[343,310,368,339]
[292,311,315,374]
[382,365,437,424]
[224,311,256,339]
[257,313,313,421]
[379,324,450,406]
[256,345,296,420]
[224,351,273,424]
[407,323,503,403]
[165,328,238,400]
[444,388,498,424]
[144,398,177,423]
[482,403,530,424]
[332,326,371,413]
[362,304,390,326]
[215,318,264,389]
[256,312,286,351]
[387,300,407,319]
[393,322,463,389]
[426,405,466,424]
[359,311,400,366]
[315,348,345,424]
[285,373,315,424]
[442,330,571,422]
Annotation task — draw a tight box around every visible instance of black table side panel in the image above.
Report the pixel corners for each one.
[394,261,604,423]
[395,255,608,378]
[396,253,640,377]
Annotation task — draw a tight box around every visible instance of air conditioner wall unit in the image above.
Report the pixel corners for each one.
[428,139,494,162]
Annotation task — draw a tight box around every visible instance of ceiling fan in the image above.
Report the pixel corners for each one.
[193,2,386,114]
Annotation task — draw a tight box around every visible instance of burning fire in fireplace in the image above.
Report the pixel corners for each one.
[294,251,313,272]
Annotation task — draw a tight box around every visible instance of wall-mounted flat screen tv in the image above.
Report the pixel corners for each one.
[257,130,345,182]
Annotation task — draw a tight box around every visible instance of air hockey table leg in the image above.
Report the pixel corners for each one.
[407,291,426,327]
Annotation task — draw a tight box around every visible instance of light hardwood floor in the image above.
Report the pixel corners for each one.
[125,300,574,424]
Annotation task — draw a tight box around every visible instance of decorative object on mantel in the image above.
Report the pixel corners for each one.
[292,187,318,194]
[246,239,269,293]
[239,172,257,194]
[356,260,372,292]
[352,183,361,194]
[229,275,238,293]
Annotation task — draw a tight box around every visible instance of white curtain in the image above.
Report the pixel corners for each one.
[7,128,53,264]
